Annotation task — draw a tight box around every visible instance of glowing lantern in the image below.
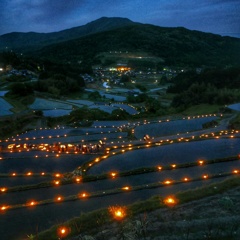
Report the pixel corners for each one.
[57,196,62,201]
[164,180,172,185]
[29,201,36,206]
[1,205,8,211]
[198,160,204,165]
[109,206,126,220]
[111,172,117,178]
[233,170,239,174]
[80,192,88,198]
[54,180,60,185]
[57,226,70,238]
[1,188,7,192]
[183,177,189,181]
[157,166,162,170]
[27,172,32,176]
[164,197,177,206]
[41,172,45,176]
[171,164,176,168]
[76,178,81,183]
[122,186,130,190]
[203,174,208,179]
[12,173,16,176]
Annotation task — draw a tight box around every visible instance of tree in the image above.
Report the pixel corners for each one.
[136,84,147,92]
[88,91,102,100]
[145,97,161,113]
[9,82,33,96]
[120,75,131,83]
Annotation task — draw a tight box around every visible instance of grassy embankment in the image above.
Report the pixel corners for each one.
[230,113,240,129]
[182,104,222,115]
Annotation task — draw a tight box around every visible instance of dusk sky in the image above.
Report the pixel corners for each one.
[0,0,239,37]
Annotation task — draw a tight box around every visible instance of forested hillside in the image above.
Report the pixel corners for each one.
[35,24,240,67]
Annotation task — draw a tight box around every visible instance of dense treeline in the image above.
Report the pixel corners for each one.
[34,61,86,96]
[36,73,85,96]
[0,52,21,67]
[168,67,240,109]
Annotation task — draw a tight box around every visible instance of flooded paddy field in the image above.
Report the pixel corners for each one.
[0,117,239,239]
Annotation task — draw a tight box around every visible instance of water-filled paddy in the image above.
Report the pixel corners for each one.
[0,177,232,240]
[29,98,72,110]
[228,103,240,111]
[42,109,72,117]
[89,138,240,174]
[0,117,239,239]
[0,98,13,116]
[134,116,218,138]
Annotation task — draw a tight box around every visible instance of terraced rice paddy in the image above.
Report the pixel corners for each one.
[0,116,239,239]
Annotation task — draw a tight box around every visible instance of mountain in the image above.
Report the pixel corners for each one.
[35,23,240,67]
[1,17,240,67]
[0,17,137,52]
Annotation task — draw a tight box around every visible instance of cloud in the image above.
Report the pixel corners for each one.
[0,0,239,37]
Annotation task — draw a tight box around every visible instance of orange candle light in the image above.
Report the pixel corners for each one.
[109,206,127,220]
[164,196,178,206]
[111,172,117,178]
[164,180,172,185]
[57,226,70,238]
[1,187,7,192]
